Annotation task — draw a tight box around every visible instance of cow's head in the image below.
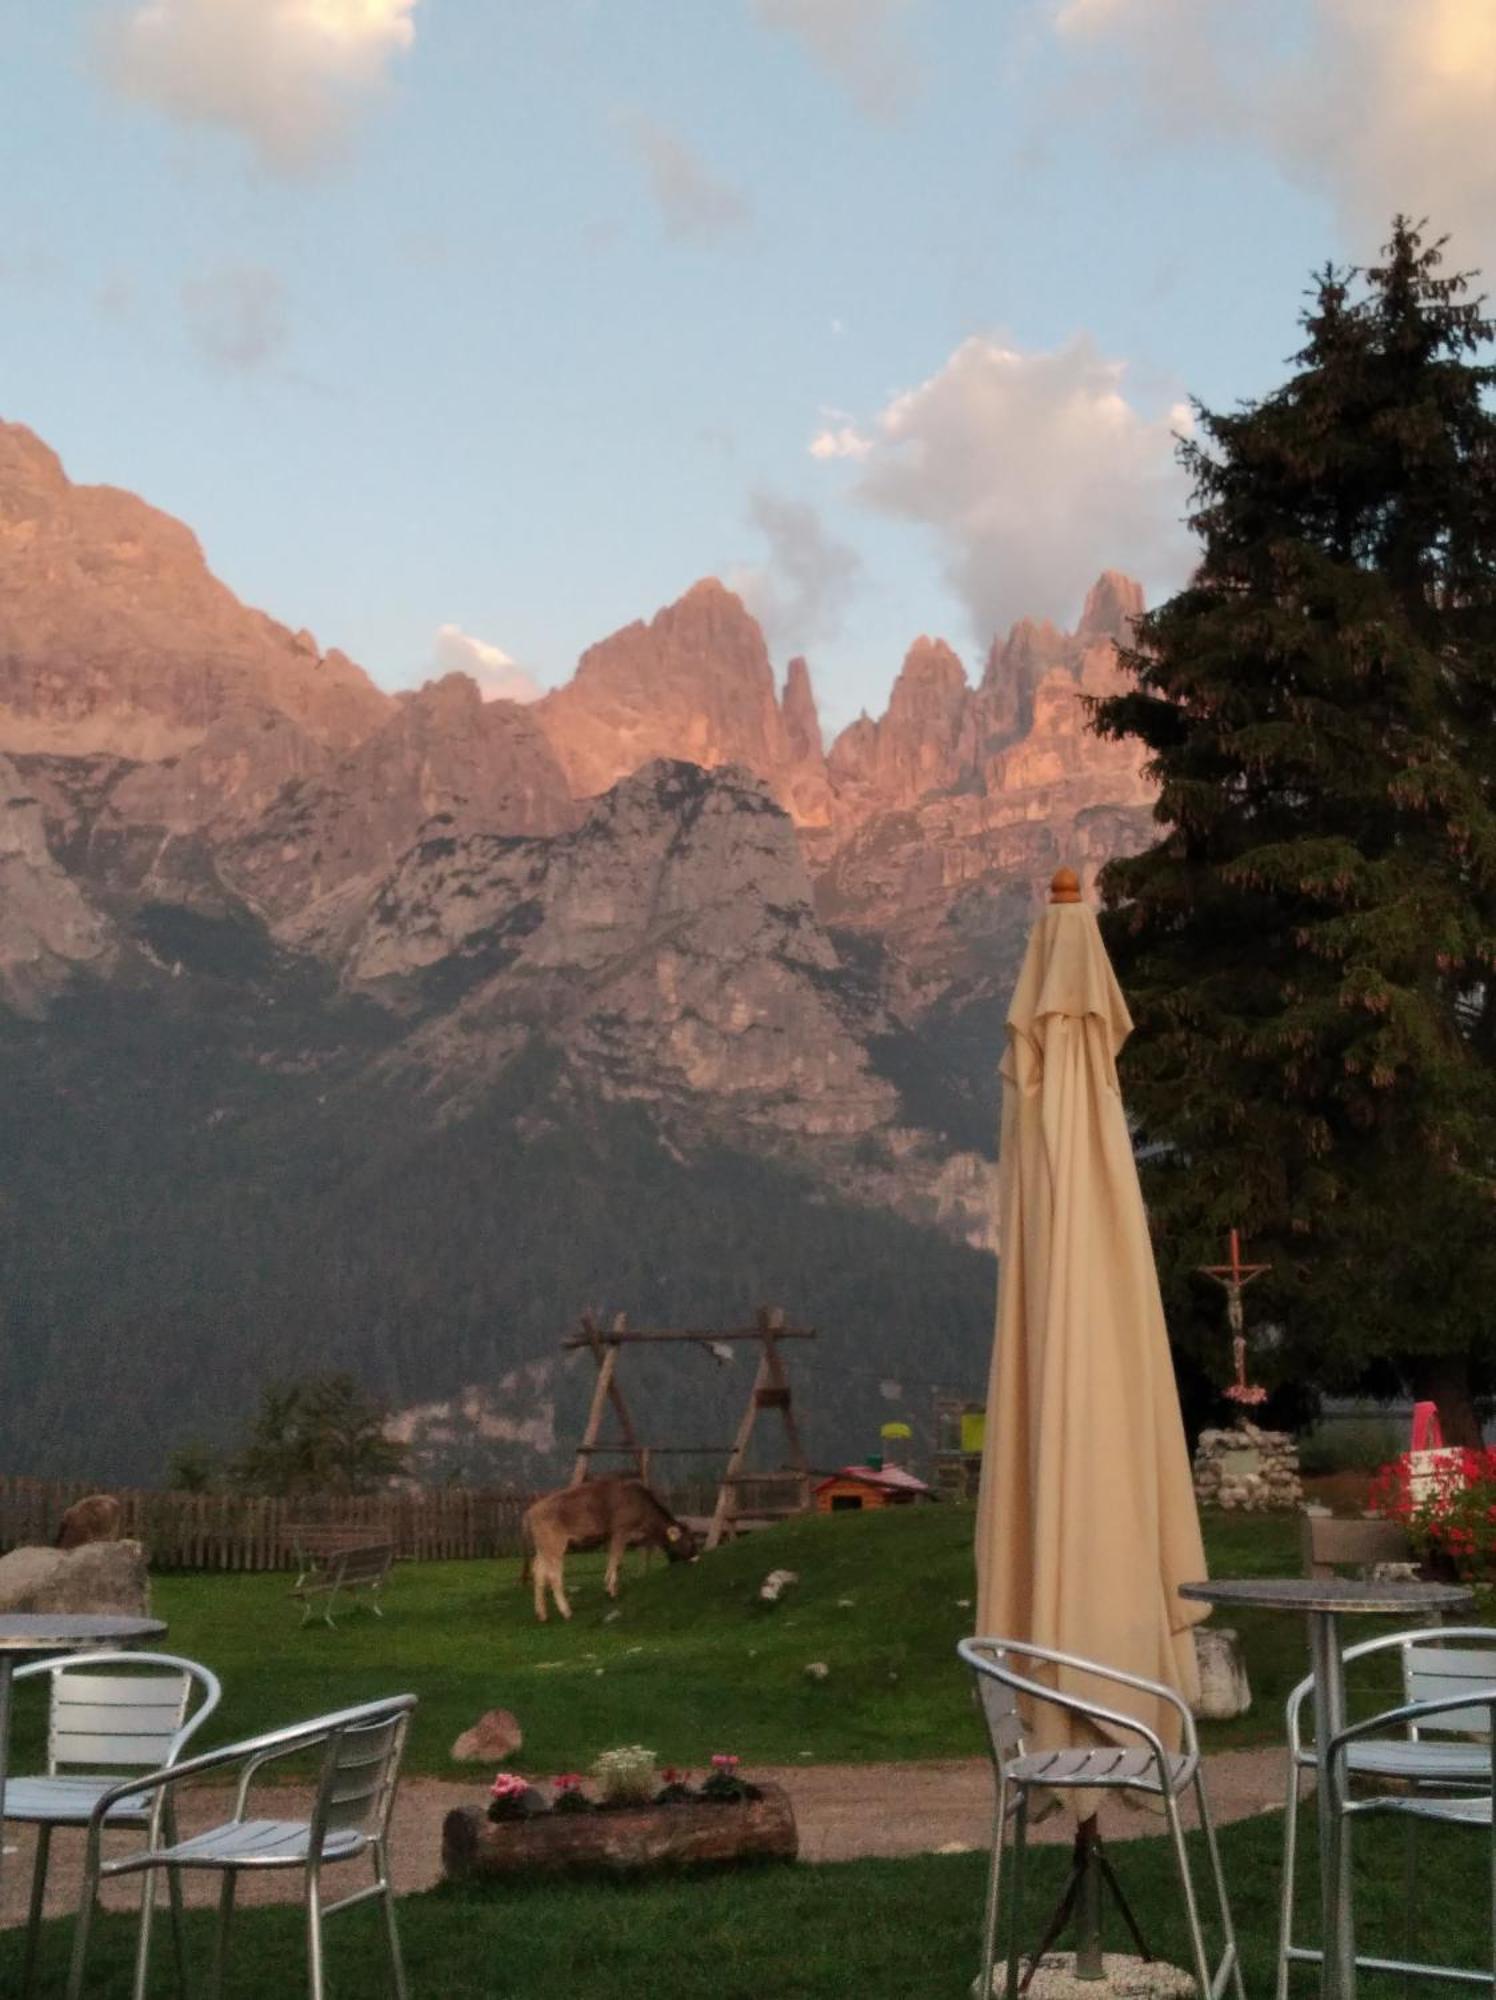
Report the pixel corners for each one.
[661,1519,700,1564]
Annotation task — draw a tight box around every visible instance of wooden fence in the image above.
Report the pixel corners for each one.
[0,1475,722,1572]
[0,1479,537,1570]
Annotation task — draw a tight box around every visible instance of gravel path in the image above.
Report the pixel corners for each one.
[0,1748,1285,1930]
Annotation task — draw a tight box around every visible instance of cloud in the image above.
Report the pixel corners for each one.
[751,0,917,119]
[826,334,1188,640]
[94,0,419,174]
[620,114,751,243]
[809,423,871,462]
[181,263,287,369]
[431,624,542,704]
[1050,0,1496,270]
[729,492,863,651]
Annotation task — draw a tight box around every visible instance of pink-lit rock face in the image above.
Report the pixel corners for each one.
[534,579,802,802]
[0,421,390,762]
[0,417,1152,1184]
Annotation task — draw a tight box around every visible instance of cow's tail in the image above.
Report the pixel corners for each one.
[518,1516,533,1588]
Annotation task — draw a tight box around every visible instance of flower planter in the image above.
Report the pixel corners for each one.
[442,1783,798,1880]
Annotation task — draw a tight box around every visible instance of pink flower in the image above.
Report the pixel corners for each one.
[553,1773,583,1792]
[711,1753,740,1772]
[490,1773,530,1800]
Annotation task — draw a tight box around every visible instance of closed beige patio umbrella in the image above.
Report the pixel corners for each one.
[975,865,1207,1761]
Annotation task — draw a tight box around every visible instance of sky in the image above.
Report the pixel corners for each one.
[4,1,1496,733]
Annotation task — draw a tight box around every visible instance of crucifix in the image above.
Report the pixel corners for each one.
[1198,1228,1271,1408]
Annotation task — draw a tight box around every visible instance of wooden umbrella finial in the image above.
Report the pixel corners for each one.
[1049,867,1081,904]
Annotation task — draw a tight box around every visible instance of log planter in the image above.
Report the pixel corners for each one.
[442,1783,798,1881]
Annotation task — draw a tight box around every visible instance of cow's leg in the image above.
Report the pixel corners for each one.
[550,1555,573,1621]
[532,1560,548,1622]
[605,1531,627,1598]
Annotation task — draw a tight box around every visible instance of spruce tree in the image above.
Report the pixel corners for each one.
[1093,220,1496,1442]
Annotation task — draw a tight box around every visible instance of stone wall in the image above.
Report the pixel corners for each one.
[1192,1420,1303,1511]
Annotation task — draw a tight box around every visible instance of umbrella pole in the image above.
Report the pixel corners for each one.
[1075,1814,1105,1979]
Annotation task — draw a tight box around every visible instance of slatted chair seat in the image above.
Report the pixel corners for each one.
[4,1650,220,2000]
[0,1774,154,1822]
[960,1638,1242,2000]
[1340,1737,1491,1782]
[67,1693,417,2000]
[1359,1792,1494,1826]
[146,1816,369,1867]
[1006,1745,1197,1792]
[1277,1625,1496,1999]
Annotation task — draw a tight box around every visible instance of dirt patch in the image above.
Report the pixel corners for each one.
[1,1749,1285,1931]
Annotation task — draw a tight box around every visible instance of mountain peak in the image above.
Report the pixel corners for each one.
[0,418,390,762]
[1078,571,1144,643]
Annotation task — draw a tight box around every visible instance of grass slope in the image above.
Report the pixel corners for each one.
[5,1505,1346,1780]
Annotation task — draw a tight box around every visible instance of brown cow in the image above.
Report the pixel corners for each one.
[521,1478,697,1621]
[56,1494,122,1550]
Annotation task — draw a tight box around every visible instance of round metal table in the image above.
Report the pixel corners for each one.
[0,1614,168,1907]
[1180,1576,1472,2000]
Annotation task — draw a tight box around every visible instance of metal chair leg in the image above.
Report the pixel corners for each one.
[1276,1754,1301,2000]
[210,1870,237,2000]
[164,1799,191,1999]
[132,1857,159,2000]
[1195,1770,1244,2000]
[1403,1814,1419,2000]
[21,1823,51,2000]
[977,1769,1009,2000]
[307,1862,327,2000]
[376,1844,409,2000]
[1163,1791,1212,2000]
[1005,1793,1029,2000]
[65,1834,101,2000]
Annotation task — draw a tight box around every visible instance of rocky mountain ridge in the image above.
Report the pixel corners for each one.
[0,419,1154,1035]
[0,416,1155,1481]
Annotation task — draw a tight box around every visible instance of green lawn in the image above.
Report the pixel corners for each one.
[4,1813,1489,1998]
[3,1503,1420,1779]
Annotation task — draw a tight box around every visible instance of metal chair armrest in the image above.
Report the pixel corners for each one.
[1329,1687,1496,1765]
[959,1638,1179,1772]
[233,1736,328,1818]
[84,1695,418,1830]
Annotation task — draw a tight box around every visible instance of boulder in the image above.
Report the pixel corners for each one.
[1191,1626,1251,1721]
[450,1708,524,1764]
[0,1539,151,1616]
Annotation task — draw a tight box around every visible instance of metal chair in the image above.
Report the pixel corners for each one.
[1282,1651,1496,1991]
[959,1637,1242,2000]
[4,1648,221,2000]
[67,1692,417,2000]
[1276,1626,1496,1997]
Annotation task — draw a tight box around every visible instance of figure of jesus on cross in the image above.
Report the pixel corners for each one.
[1199,1229,1271,1408]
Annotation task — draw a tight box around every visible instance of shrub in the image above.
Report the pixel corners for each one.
[591,1746,660,1806]
[1369,1447,1496,1578]
[1297,1417,1402,1478]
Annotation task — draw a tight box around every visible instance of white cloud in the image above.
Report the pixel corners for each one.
[752,0,918,120]
[431,625,542,704]
[1050,0,1496,270]
[729,492,863,652]
[827,334,1188,640]
[620,114,750,244]
[181,264,287,369]
[809,423,871,461]
[95,0,419,174]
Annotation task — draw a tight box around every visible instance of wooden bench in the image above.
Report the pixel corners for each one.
[1301,1511,1413,1579]
[286,1526,395,1627]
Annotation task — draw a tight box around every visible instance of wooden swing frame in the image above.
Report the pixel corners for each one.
[562,1306,815,1549]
